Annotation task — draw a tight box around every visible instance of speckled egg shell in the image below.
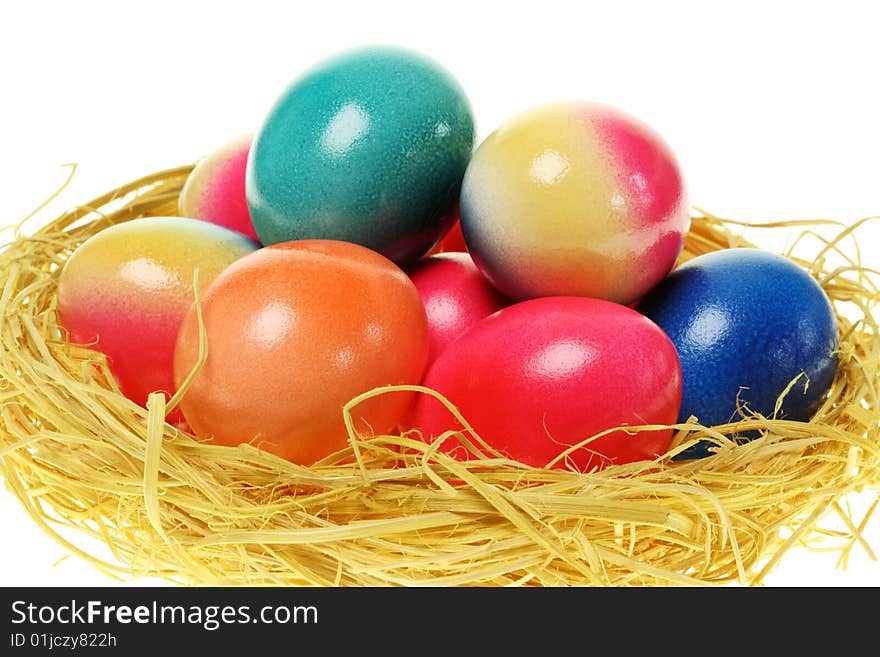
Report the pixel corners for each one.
[246,46,475,265]
[179,134,258,241]
[57,217,259,421]
[460,100,690,304]
[638,248,839,457]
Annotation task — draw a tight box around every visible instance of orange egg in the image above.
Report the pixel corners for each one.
[173,240,429,465]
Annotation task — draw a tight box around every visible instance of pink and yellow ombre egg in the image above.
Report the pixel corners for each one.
[460,101,690,305]
[179,134,259,241]
[57,217,259,424]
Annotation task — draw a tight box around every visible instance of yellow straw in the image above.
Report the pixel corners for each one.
[0,165,878,586]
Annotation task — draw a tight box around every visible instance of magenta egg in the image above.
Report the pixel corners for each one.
[406,252,509,366]
[179,134,259,241]
[408,296,682,471]
[460,101,690,305]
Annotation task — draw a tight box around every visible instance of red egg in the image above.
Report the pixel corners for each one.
[409,296,682,471]
[406,252,508,366]
[427,215,467,255]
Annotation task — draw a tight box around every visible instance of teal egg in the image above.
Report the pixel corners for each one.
[246,46,475,265]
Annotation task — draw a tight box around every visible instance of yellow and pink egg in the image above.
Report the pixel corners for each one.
[460,100,690,305]
[179,134,259,241]
[57,217,259,425]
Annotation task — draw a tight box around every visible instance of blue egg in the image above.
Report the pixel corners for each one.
[638,248,839,458]
[246,46,475,265]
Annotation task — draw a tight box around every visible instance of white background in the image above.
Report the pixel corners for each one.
[1,0,879,587]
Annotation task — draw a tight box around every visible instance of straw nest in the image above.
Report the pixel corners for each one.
[1,164,878,587]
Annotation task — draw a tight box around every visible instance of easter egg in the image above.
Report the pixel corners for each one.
[427,215,467,255]
[179,134,258,241]
[173,240,429,465]
[409,296,682,471]
[460,101,690,304]
[637,248,839,458]
[246,46,475,265]
[57,217,259,423]
[406,252,508,366]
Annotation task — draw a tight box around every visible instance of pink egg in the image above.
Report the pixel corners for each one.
[408,296,682,472]
[406,252,509,366]
[179,134,259,241]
